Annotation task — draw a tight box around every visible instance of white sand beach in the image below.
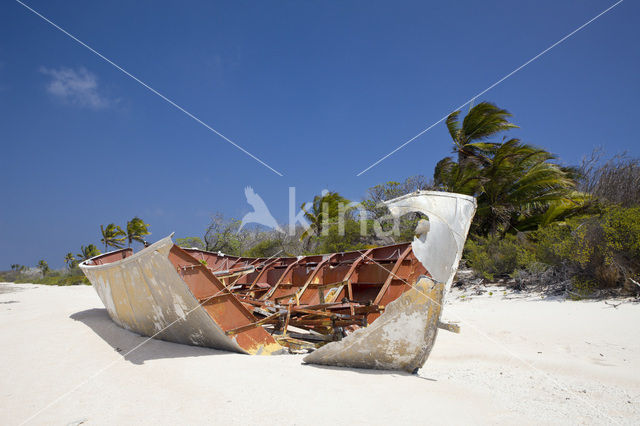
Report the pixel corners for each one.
[1,282,638,425]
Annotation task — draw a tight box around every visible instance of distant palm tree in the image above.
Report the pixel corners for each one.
[10,264,27,275]
[100,223,126,252]
[77,244,101,261]
[446,102,518,166]
[126,217,151,247]
[37,259,49,277]
[64,252,76,269]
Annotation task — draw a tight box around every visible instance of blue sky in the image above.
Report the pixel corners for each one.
[1,0,638,268]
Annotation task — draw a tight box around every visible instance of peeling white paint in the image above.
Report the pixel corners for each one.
[172,293,188,321]
[385,190,476,291]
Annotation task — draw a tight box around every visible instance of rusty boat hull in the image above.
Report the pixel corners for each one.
[80,191,476,371]
[80,237,286,355]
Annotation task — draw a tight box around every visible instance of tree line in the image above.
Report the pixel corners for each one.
[5,101,638,295]
[5,217,151,283]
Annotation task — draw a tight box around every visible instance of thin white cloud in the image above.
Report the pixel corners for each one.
[40,66,111,109]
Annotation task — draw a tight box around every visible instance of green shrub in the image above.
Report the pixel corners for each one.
[603,206,640,259]
[175,237,205,250]
[7,268,90,286]
[464,234,534,280]
[570,276,599,299]
[244,239,282,258]
[462,205,639,294]
[531,218,592,267]
[530,206,640,291]
[311,220,367,254]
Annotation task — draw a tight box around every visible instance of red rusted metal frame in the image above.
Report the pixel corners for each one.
[246,257,263,269]
[372,246,413,304]
[183,250,282,290]
[261,257,304,300]
[292,254,337,305]
[88,248,133,265]
[343,248,373,313]
[296,250,368,307]
[344,249,374,284]
[183,248,231,272]
[214,257,254,286]
[226,256,245,270]
[247,257,282,290]
[365,243,410,261]
[169,246,279,352]
[215,255,234,272]
[225,311,281,336]
[172,243,426,345]
[212,265,256,281]
[273,255,364,334]
[234,258,265,287]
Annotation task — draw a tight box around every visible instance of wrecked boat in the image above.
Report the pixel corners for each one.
[79,191,476,372]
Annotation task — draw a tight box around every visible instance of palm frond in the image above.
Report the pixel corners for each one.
[446,110,461,142]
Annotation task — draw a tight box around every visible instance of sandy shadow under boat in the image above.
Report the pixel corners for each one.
[70,308,231,365]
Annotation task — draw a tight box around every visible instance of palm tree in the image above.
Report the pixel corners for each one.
[435,102,582,235]
[126,217,151,247]
[100,223,126,251]
[64,252,76,269]
[473,139,578,235]
[446,102,518,166]
[10,264,26,275]
[513,190,588,233]
[299,191,352,241]
[436,138,579,235]
[37,260,49,277]
[77,244,101,261]
[434,156,485,195]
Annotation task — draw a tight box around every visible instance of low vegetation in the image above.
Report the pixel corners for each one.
[464,207,640,296]
[1,218,150,286]
[12,269,91,286]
